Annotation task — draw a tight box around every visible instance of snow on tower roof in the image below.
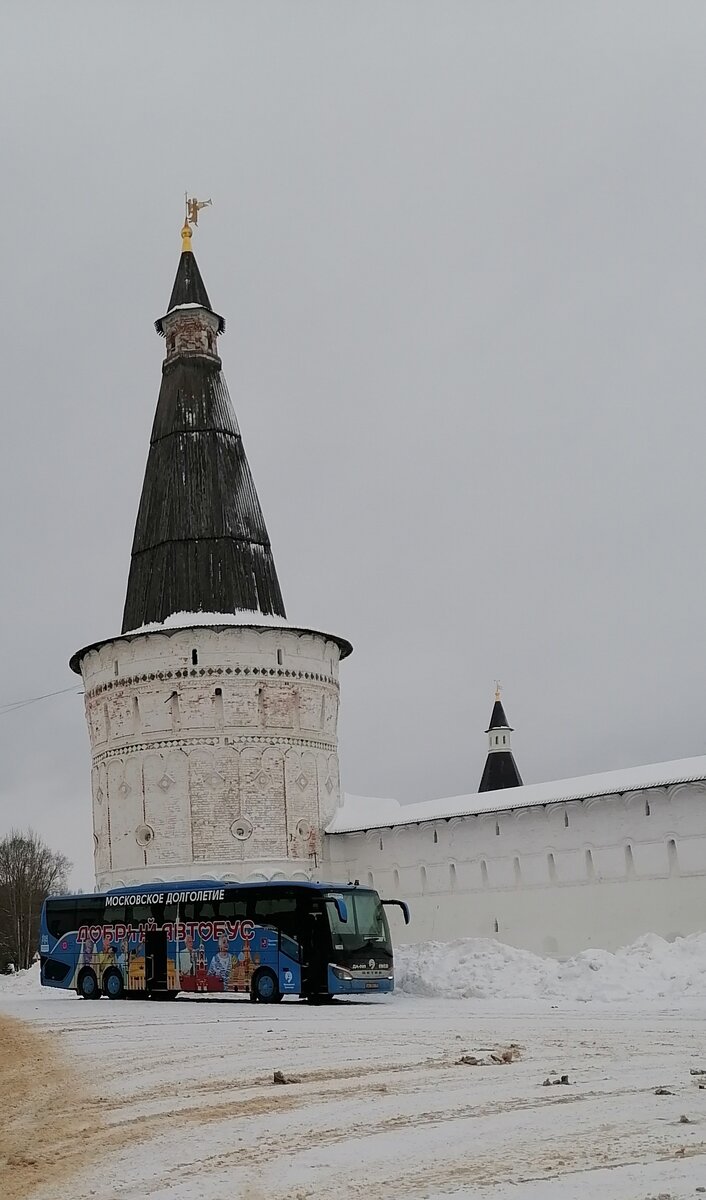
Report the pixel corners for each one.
[327,753,706,833]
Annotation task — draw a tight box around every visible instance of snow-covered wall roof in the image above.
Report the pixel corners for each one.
[327,754,706,833]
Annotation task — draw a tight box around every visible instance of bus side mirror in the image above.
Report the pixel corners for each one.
[382,899,410,925]
[329,897,348,923]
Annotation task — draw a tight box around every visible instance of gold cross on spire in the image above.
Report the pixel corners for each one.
[495,681,502,701]
[181,194,213,251]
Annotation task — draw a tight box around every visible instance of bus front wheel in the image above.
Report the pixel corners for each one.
[251,968,280,1003]
[103,969,124,1000]
[77,969,100,1000]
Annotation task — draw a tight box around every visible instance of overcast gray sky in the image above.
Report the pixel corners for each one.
[2,2,706,889]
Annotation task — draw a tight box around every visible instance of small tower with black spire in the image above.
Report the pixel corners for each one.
[478,684,523,792]
[71,203,351,891]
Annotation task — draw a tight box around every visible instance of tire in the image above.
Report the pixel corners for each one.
[103,968,124,1000]
[251,968,280,1003]
[77,969,100,1000]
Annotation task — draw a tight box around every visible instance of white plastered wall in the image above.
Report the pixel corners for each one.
[325,782,706,956]
[79,625,344,890]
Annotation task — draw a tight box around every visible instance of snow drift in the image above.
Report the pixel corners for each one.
[395,933,706,1004]
[5,934,706,1007]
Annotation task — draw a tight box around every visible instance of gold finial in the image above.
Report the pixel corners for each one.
[495,681,502,701]
[181,193,213,251]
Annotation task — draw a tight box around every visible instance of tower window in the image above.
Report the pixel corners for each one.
[214,687,222,697]
[495,821,500,836]
[645,798,651,816]
[564,811,569,828]
[192,649,198,666]
[502,735,506,745]
[433,829,438,844]
[113,660,119,677]
[277,649,283,666]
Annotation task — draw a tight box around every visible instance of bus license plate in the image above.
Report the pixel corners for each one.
[365,981,378,989]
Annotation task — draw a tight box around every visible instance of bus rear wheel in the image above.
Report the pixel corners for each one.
[103,968,124,1000]
[77,969,101,1000]
[251,968,280,1003]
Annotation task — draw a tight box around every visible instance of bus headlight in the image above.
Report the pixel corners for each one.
[330,965,353,981]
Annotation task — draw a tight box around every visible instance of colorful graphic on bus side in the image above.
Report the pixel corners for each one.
[45,920,300,996]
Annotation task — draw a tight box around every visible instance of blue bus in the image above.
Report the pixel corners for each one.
[40,880,409,1002]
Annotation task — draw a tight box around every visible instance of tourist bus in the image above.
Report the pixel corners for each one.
[39,880,409,1002]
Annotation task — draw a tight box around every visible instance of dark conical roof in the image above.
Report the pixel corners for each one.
[154,251,225,335]
[485,699,513,732]
[121,250,285,632]
[478,751,523,792]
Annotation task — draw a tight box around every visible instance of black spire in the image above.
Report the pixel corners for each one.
[478,688,523,793]
[121,231,285,633]
[485,699,512,733]
[155,250,225,335]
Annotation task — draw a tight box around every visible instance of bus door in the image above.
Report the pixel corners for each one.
[302,898,329,994]
[145,929,168,991]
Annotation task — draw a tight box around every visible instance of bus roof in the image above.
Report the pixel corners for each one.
[47,879,371,902]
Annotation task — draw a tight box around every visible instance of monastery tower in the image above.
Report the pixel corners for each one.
[71,207,351,890]
[478,686,523,792]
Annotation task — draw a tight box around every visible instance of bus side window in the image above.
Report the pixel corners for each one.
[105,902,126,925]
[46,900,76,938]
[74,898,105,930]
[253,896,297,935]
[280,932,301,962]
[194,902,217,921]
[220,898,247,918]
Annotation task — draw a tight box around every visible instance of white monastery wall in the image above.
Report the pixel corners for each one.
[326,782,706,956]
[79,625,343,890]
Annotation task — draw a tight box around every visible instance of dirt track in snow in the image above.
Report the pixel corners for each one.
[2,993,706,1199]
[0,1015,100,1200]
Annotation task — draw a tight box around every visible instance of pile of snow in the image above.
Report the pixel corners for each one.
[0,963,42,996]
[396,933,706,1004]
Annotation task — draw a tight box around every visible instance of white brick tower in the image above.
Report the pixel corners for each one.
[70,208,351,890]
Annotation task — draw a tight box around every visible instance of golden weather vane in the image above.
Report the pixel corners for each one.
[181,194,213,251]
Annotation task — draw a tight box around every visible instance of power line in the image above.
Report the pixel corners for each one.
[0,685,83,717]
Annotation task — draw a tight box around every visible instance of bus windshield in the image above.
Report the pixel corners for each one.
[325,890,392,955]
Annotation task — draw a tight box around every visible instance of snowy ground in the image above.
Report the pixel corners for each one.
[3,938,706,1200]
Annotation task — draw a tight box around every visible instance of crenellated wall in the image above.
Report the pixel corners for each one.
[78,624,345,890]
[327,782,706,956]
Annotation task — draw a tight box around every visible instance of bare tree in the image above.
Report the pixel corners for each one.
[0,830,70,970]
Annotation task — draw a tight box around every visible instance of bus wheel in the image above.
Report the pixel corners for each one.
[77,969,100,1000]
[251,968,280,1003]
[103,969,124,1000]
